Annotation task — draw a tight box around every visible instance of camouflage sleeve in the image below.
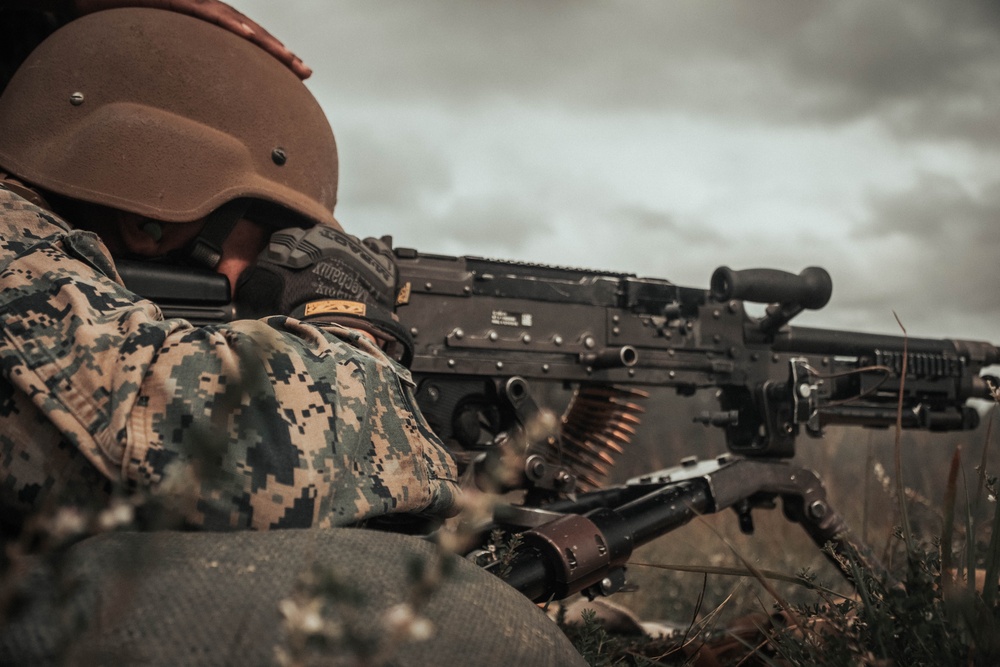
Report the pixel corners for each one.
[0,186,460,529]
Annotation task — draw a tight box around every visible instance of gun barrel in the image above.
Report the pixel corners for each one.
[819,405,981,431]
[775,327,999,366]
[711,266,832,310]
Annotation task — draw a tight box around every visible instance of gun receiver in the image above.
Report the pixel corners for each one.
[392,250,997,472]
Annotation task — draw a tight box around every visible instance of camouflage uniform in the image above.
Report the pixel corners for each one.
[0,184,460,530]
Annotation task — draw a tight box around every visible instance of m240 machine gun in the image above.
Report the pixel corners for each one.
[117,250,999,600]
[391,251,997,599]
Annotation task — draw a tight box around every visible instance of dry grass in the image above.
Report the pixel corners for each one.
[565,382,1000,665]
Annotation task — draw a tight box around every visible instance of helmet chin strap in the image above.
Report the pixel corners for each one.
[186,198,251,270]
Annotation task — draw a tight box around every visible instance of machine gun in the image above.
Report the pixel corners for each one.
[391,251,997,599]
[116,251,999,600]
[392,252,996,485]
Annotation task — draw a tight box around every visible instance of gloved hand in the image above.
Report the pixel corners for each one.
[236,225,414,365]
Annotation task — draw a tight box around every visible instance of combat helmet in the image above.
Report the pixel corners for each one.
[0,7,340,247]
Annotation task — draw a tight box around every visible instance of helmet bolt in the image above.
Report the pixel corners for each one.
[271,147,288,166]
[69,92,85,106]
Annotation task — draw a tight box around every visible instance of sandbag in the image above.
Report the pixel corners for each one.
[0,528,586,666]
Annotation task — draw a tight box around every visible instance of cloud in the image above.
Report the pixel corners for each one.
[342,188,554,258]
[264,0,1000,147]
[777,2,1000,143]
[860,173,997,242]
[424,195,554,255]
[840,174,1000,333]
[615,206,726,245]
[335,123,453,210]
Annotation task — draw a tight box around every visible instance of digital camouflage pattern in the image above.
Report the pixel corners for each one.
[0,184,459,530]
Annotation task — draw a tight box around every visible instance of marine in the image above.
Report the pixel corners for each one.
[0,6,588,665]
[0,5,459,533]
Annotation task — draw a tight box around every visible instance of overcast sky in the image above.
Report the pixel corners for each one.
[229,0,998,343]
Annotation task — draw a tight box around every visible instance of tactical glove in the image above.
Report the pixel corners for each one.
[236,226,413,365]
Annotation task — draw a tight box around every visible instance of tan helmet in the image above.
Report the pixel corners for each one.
[0,7,339,230]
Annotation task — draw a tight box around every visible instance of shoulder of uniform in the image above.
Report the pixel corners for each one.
[0,179,72,235]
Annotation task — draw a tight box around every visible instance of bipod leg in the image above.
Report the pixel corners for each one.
[785,493,899,591]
